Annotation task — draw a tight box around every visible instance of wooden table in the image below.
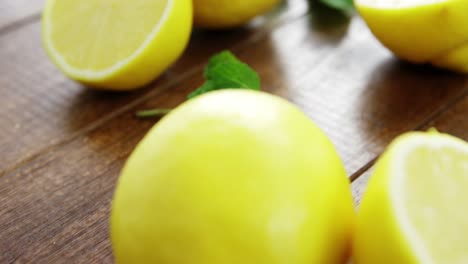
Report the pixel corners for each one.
[1,0,467,262]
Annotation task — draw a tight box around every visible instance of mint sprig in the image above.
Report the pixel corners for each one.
[188,51,260,99]
[137,50,261,118]
[318,0,354,12]
[135,108,172,118]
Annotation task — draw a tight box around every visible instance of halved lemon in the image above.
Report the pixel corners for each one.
[356,0,468,73]
[355,130,468,263]
[42,0,192,90]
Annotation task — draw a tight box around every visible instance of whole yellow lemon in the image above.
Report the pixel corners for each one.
[111,90,354,263]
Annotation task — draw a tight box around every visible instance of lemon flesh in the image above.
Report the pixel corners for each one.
[193,0,280,29]
[356,0,468,73]
[355,131,468,263]
[111,90,354,263]
[42,0,192,90]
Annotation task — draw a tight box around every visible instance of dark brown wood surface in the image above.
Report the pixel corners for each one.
[352,96,468,206]
[0,0,467,263]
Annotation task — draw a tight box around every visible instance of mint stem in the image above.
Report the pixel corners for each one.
[136,108,172,118]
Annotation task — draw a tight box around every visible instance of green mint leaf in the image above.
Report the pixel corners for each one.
[187,80,216,99]
[318,0,354,12]
[137,51,261,117]
[136,108,172,118]
[204,51,237,77]
[205,61,260,89]
[188,50,260,99]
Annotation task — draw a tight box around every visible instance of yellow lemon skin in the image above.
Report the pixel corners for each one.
[193,0,280,29]
[356,0,468,72]
[42,0,192,90]
[433,43,468,72]
[111,90,354,263]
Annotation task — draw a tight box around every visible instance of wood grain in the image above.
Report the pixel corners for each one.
[1,0,467,262]
[425,95,468,140]
[0,0,308,175]
[1,9,467,261]
[352,95,468,207]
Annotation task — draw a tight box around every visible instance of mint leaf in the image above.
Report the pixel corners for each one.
[188,51,260,99]
[204,50,237,75]
[318,0,354,12]
[187,80,216,99]
[137,51,261,118]
[136,108,172,118]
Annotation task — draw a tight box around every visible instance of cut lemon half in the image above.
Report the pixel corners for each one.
[42,0,192,90]
[356,0,468,73]
[355,130,468,263]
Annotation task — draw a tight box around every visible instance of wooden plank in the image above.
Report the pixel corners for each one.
[1,13,468,263]
[352,169,373,207]
[352,95,468,206]
[425,95,468,140]
[0,0,308,175]
[0,0,44,34]
[250,31,467,175]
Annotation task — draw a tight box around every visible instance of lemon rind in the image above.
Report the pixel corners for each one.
[355,0,446,9]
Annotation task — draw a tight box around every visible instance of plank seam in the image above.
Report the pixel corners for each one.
[350,88,468,183]
[0,12,41,37]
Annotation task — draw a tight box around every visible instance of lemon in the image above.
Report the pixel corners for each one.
[111,90,354,263]
[193,0,280,29]
[42,0,192,90]
[356,0,468,73]
[355,130,468,263]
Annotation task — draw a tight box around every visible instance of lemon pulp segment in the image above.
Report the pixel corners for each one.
[355,132,468,264]
[42,0,192,89]
[395,135,468,263]
[46,0,169,73]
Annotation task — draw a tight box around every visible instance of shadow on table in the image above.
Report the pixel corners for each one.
[358,58,466,148]
[307,0,352,42]
[63,24,287,161]
[62,25,263,134]
[62,82,153,132]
